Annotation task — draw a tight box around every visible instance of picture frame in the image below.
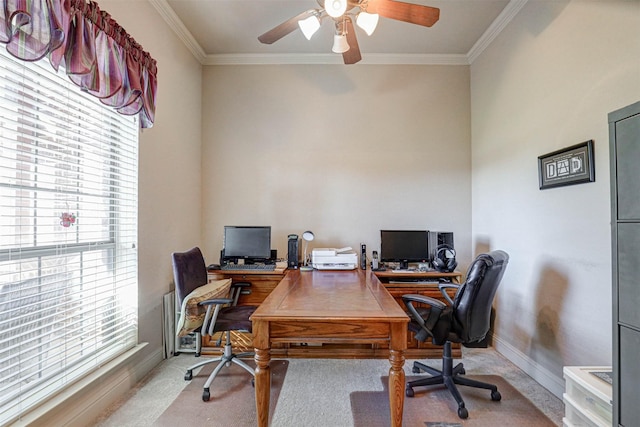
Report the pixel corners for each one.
[538,140,595,190]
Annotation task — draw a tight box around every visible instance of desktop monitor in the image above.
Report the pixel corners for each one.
[380,230,429,269]
[222,226,271,263]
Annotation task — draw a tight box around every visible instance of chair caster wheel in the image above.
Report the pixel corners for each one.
[412,366,420,374]
[184,370,192,381]
[491,390,502,401]
[458,406,468,419]
[202,388,210,402]
[405,387,414,397]
[251,378,255,387]
[459,367,466,375]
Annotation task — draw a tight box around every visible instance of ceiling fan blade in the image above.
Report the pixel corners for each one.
[258,10,315,44]
[342,17,362,65]
[367,0,440,27]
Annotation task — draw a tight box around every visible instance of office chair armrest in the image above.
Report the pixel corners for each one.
[230,281,252,305]
[438,283,459,306]
[231,281,252,288]
[199,297,236,336]
[198,298,234,306]
[402,294,446,335]
[402,294,447,310]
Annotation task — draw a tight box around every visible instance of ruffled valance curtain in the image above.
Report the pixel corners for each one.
[0,0,157,128]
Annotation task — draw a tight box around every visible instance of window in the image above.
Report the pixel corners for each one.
[0,48,138,424]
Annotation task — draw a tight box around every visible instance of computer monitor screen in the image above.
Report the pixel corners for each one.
[223,226,271,262]
[380,230,429,269]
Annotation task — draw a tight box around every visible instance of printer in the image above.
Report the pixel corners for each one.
[311,247,358,270]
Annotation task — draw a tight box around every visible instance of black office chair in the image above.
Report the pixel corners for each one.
[402,250,509,419]
[171,247,257,402]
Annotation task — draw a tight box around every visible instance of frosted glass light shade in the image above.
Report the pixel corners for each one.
[356,12,379,36]
[332,33,350,53]
[298,15,321,40]
[325,0,347,18]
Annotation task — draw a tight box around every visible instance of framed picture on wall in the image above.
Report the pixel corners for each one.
[538,140,595,190]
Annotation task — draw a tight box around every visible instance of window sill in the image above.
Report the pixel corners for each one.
[14,343,153,427]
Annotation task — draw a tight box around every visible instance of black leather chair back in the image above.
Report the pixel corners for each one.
[452,250,509,344]
[172,247,208,305]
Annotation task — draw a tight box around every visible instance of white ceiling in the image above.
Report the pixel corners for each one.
[149,0,528,65]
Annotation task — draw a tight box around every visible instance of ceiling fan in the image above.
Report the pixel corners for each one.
[257,0,440,65]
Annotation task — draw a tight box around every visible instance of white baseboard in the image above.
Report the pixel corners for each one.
[14,343,164,427]
[492,333,565,398]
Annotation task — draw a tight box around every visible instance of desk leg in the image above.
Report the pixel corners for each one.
[389,323,407,427]
[253,320,271,427]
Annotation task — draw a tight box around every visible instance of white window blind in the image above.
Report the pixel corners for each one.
[0,48,139,424]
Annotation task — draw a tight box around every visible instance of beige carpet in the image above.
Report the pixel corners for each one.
[154,359,287,426]
[350,375,556,427]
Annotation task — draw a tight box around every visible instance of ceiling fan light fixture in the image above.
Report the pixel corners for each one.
[324,0,347,18]
[331,33,350,53]
[298,15,321,40]
[356,12,379,36]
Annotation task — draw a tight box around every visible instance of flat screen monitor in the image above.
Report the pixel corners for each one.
[380,230,429,269]
[223,226,271,263]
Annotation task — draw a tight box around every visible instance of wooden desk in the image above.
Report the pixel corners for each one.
[375,269,463,358]
[205,269,287,354]
[207,268,287,306]
[373,269,462,283]
[250,269,409,427]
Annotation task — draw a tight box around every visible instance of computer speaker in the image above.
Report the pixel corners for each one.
[428,231,454,262]
[288,234,299,269]
[360,243,367,270]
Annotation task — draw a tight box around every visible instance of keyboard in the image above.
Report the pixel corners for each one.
[221,263,276,271]
[389,279,439,284]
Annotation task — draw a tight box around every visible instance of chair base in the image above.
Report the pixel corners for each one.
[405,342,501,419]
[184,332,255,402]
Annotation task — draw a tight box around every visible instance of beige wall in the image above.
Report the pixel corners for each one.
[201,65,472,268]
[46,1,640,423]
[99,1,203,360]
[471,0,640,396]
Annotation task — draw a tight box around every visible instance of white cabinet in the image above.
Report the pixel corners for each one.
[563,366,612,427]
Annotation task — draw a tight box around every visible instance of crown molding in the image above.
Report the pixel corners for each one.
[203,53,470,66]
[148,0,206,64]
[151,0,526,66]
[467,0,529,64]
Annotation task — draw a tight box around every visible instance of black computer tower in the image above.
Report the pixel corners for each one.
[428,231,454,261]
[287,234,300,268]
